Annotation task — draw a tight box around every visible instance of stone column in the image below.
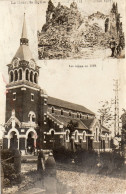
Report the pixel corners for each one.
[8,138,10,149]
[25,138,27,154]
[17,138,19,149]
[34,138,36,148]
[86,136,88,150]
[14,150,21,174]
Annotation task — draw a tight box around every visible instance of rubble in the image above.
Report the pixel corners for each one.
[38,1,125,59]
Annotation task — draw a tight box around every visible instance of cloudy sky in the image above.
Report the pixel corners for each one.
[0,0,125,125]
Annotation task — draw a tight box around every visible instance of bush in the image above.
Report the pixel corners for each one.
[3,178,10,187]
[74,150,98,167]
[1,149,15,163]
[53,147,125,173]
[2,149,22,186]
[2,162,22,186]
[53,147,98,167]
[53,147,74,163]
[2,162,15,179]
[100,151,125,169]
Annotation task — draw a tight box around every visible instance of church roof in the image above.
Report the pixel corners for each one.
[51,115,89,130]
[13,45,33,61]
[81,118,94,128]
[12,14,33,62]
[48,96,95,115]
[47,113,89,130]
[101,125,110,134]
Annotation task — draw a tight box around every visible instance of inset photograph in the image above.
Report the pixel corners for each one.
[37,0,125,60]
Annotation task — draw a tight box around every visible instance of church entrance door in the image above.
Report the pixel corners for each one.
[27,132,34,154]
[10,131,18,149]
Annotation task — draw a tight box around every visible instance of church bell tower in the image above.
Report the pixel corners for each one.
[3,14,42,154]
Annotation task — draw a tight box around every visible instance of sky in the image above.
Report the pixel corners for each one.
[0,0,126,127]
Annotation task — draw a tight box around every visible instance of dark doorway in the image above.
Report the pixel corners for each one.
[27,132,34,154]
[10,132,18,149]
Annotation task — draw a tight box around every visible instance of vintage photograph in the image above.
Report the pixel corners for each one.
[37,0,125,59]
[0,0,126,194]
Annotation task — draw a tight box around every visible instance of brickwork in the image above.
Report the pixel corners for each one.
[3,138,8,149]
[19,138,25,150]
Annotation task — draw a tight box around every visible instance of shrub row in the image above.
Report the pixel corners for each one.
[53,147,125,169]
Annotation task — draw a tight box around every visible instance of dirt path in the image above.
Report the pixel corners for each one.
[56,163,126,194]
[3,162,126,194]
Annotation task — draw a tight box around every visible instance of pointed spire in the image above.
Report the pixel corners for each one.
[21,13,27,39]
[20,13,29,46]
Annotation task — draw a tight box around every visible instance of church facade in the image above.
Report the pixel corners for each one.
[3,15,111,155]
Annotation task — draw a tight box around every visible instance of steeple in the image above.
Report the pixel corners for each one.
[7,13,40,87]
[12,13,33,61]
[20,13,29,46]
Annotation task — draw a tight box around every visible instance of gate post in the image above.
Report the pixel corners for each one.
[14,150,21,174]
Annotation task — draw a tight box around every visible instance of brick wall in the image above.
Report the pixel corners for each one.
[47,105,94,120]
[19,138,25,150]
[6,87,40,123]
[93,141,100,150]
[3,138,8,149]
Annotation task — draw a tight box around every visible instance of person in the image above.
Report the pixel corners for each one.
[116,43,122,57]
[109,37,116,57]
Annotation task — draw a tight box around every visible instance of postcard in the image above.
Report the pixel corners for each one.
[0,0,126,194]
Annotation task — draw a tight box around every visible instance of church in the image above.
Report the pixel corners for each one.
[3,14,111,155]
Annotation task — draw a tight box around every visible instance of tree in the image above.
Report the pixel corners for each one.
[67,120,79,152]
[98,100,114,129]
[67,120,78,138]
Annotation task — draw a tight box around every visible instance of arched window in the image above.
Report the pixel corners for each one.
[28,111,36,122]
[83,131,86,142]
[10,71,13,82]
[51,107,54,113]
[61,109,63,115]
[80,114,82,119]
[51,130,54,139]
[26,69,29,81]
[87,114,89,119]
[34,73,38,84]
[14,70,18,81]
[30,71,33,82]
[66,130,70,142]
[77,113,79,118]
[19,69,22,80]
[75,131,78,142]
